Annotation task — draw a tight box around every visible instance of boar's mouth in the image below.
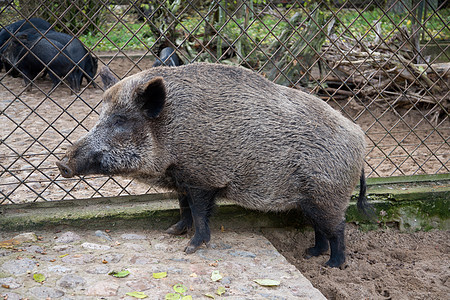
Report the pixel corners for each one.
[56,151,108,178]
[56,159,74,178]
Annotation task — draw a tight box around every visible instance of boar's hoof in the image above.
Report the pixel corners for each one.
[184,244,200,254]
[56,161,74,178]
[325,257,346,269]
[304,245,329,259]
[184,240,210,254]
[166,222,190,235]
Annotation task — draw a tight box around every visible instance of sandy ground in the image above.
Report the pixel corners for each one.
[264,224,450,300]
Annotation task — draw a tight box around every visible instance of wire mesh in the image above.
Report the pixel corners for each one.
[1,0,448,204]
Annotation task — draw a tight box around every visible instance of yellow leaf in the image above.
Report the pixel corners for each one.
[254,279,280,286]
[33,273,45,283]
[211,270,222,282]
[153,271,167,279]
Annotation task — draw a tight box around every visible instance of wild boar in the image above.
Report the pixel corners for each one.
[56,63,371,268]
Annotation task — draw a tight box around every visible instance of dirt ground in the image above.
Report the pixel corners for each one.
[264,224,450,300]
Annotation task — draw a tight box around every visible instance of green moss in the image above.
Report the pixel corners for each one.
[347,196,449,231]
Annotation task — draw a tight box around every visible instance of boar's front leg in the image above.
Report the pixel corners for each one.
[182,187,218,254]
[166,194,193,235]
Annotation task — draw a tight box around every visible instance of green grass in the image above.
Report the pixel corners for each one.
[334,8,449,42]
[79,23,155,51]
[79,7,450,52]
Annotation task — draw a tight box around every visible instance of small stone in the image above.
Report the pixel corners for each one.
[86,281,119,296]
[153,243,168,251]
[169,258,189,262]
[0,292,21,300]
[56,231,81,244]
[221,276,232,285]
[124,243,146,252]
[166,266,183,274]
[61,254,94,265]
[95,230,112,241]
[121,233,147,240]
[126,279,155,291]
[22,245,45,254]
[129,255,159,265]
[57,274,86,289]
[210,242,232,250]
[29,286,64,298]
[81,242,111,251]
[53,245,71,252]
[47,265,73,273]
[86,265,110,274]
[0,277,22,289]
[12,232,37,243]
[1,259,37,275]
[102,253,124,263]
[228,250,256,258]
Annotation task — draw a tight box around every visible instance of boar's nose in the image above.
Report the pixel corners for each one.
[56,159,74,178]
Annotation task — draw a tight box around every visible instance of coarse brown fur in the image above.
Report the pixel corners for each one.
[57,63,368,267]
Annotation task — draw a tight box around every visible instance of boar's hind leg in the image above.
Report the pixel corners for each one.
[325,220,346,268]
[303,206,346,268]
[183,187,217,254]
[166,194,193,235]
[305,225,329,257]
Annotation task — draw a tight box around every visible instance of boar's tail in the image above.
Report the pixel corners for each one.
[357,168,375,218]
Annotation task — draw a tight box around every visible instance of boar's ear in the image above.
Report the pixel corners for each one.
[134,77,166,119]
[99,66,119,89]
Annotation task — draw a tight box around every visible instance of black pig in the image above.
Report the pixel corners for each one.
[19,28,98,87]
[56,63,370,268]
[2,34,81,91]
[153,47,180,67]
[0,18,52,72]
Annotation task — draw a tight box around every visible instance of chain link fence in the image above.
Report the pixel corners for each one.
[1,0,448,204]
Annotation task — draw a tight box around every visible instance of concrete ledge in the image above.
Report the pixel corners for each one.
[1,174,448,231]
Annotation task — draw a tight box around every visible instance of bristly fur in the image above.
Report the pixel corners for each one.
[58,62,369,268]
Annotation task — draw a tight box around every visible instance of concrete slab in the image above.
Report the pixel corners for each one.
[0,226,326,299]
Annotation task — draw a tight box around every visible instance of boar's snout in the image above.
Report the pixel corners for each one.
[56,158,74,178]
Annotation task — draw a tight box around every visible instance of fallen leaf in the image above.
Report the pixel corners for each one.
[33,273,45,283]
[211,270,222,282]
[216,286,226,296]
[109,270,130,278]
[102,259,108,264]
[1,284,10,289]
[153,271,167,279]
[59,254,69,258]
[165,293,181,300]
[189,273,197,277]
[126,291,148,298]
[0,239,21,249]
[173,283,187,294]
[181,296,192,300]
[254,279,280,286]
[205,293,215,299]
